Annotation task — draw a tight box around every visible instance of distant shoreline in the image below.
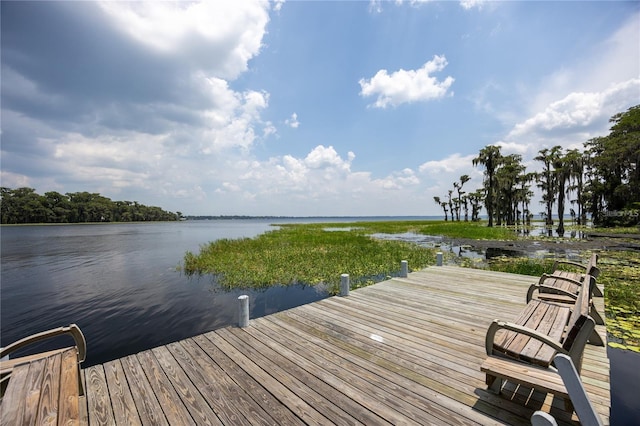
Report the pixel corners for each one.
[183,215,444,221]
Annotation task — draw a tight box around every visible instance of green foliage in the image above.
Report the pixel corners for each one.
[485,256,556,276]
[0,187,179,224]
[585,105,640,226]
[181,224,437,294]
[416,221,516,240]
[181,220,516,294]
[598,250,640,351]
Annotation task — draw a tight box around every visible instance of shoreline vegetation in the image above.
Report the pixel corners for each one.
[182,220,640,352]
[0,187,180,224]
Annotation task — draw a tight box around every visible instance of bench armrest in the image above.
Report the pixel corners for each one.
[485,319,568,356]
[526,284,578,303]
[539,273,583,287]
[0,324,86,363]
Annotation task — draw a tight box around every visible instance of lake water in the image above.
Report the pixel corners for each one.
[1,219,637,424]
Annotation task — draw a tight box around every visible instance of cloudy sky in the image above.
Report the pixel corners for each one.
[2,1,639,216]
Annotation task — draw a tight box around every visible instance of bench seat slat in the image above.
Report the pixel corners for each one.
[493,301,543,351]
[504,301,551,357]
[552,270,584,284]
[533,306,571,365]
[480,357,569,398]
[549,276,580,294]
[493,300,571,366]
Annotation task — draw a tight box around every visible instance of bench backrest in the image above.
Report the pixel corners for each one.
[586,253,600,279]
[561,274,596,372]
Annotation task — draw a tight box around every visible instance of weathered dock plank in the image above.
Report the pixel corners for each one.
[81,265,610,425]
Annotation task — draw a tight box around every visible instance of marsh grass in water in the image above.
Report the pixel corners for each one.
[484,257,557,276]
[182,224,437,294]
[182,220,639,351]
[597,250,640,352]
[303,220,517,240]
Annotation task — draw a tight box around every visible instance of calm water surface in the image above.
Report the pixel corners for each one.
[1,220,638,424]
[1,220,331,366]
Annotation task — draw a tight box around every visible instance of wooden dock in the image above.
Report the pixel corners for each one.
[81,266,610,425]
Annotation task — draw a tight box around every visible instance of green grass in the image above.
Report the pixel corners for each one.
[484,257,557,276]
[279,220,516,240]
[181,221,516,295]
[181,224,437,294]
[590,226,640,235]
[597,250,640,351]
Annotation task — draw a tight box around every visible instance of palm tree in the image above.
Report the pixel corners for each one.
[535,146,562,230]
[452,182,461,221]
[433,196,448,221]
[467,190,484,222]
[457,175,471,222]
[516,172,536,228]
[473,145,502,227]
[494,154,524,225]
[564,149,586,225]
[553,151,571,236]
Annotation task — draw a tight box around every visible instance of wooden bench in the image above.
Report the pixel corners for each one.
[548,253,602,297]
[1,324,86,425]
[481,275,596,412]
[527,273,605,333]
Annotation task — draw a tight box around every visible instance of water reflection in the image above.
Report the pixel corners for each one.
[0,222,328,367]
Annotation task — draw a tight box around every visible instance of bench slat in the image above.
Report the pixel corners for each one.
[494,301,572,367]
[23,357,48,425]
[58,348,80,425]
[0,361,32,424]
[480,357,569,398]
[534,306,571,365]
[35,351,62,424]
[504,301,551,357]
[493,301,542,351]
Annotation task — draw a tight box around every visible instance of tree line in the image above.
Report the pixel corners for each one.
[434,105,640,232]
[0,188,181,224]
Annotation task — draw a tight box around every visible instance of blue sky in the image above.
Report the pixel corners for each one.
[2,1,639,216]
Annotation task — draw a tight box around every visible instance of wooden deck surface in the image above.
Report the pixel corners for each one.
[80,266,610,425]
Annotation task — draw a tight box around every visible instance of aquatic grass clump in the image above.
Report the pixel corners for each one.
[415,221,517,240]
[598,250,640,352]
[182,225,436,294]
[280,220,517,240]
[485,256,556,276]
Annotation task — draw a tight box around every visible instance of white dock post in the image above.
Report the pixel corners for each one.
[238,295,249,328]
[400,260,408,278]
[436,252,443,266]
[340,274,350,296]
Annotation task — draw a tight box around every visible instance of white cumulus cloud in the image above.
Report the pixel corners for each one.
[506,78,640,154]
[285,112,300,128]
[418,153,476,175]
[98,1,270,80]
[359,55,455,108]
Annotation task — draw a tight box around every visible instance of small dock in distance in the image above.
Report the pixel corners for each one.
[82,266,610,425]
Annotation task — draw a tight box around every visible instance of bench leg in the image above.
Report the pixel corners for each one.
[564,398,574,414]
[593,285,603,297]
[590,306,604,326]
[588,329,604,347]
[486,374,502,394]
